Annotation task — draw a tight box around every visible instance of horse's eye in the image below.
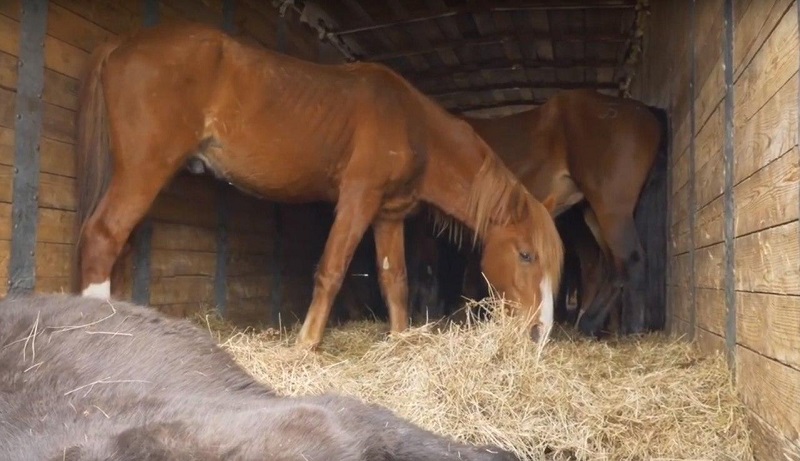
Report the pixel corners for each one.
[519,251,533,263]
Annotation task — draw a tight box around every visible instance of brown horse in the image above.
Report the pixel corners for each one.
[0,293,519,461]
[73,21,563,350]
[413,89,667,335]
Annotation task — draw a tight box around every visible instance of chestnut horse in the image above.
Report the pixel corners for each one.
[73,21,563,350]
[414,90,667,335]
[0,293,519,460]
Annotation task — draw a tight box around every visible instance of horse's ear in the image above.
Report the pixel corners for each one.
[541,195,557,215]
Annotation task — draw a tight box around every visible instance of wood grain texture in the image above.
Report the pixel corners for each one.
[734,146,799,237]
[734,73,798,184]
[37,208,75,245]
[746,408,800,461]
[734,221,800,295]
[737,291,800,370]
[695,326,725,357]
[693,102,724,209]
[695,195,724,248]
[734,6,798,123]
[733,0,795,80]
[694,242,724,290]
[696,287,726,336]
[736,346,800,449]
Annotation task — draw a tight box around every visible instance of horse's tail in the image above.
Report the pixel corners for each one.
[634,106,670,331]
[72,37,122,291]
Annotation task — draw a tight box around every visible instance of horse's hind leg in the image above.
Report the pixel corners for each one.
[589,210,647,335]
[296,188,382,350]
[373,218,409,333]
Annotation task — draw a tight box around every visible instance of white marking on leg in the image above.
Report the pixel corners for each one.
[82,280,111,300]
[537,275,554,345]
[382,256,390,270]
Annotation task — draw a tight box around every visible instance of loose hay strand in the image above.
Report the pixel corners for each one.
[192,299,752,461]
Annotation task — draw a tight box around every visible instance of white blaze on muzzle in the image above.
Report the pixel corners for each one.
[537,275,554,345]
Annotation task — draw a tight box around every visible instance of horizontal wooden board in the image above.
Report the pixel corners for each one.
[694,242,724,290]
[51,0,142,36]
[44,35,87,80]
[159,0,222,26]
[42,102,75,144]
[150,222,216,252]
[228,253,271,277]
[38,208,76,244]
[694,58,725,134]
[693,103,724,209]
[150,249,216,278]
[149,275,214,305]
[225,297,271,328]
[228,232,273,254]
[733,0,795,80]
[695,287,726,336]
[693,0,724,95]
[746,408,800,461]
[734,72,798,184]
[695,195,724,248]
[672,315,691,339]
[669,284,691,323]
[737,291,800,370]
[0,202,10,240]
[35,276,71,294]
[670,252,692,288]
[671,145,690,194]
[734,221,800,295]
[734,7,798,124]
[43,68,79,110]
[40,136,75,177]
[0,14,20,58]
[672,112,692,164]
[0,50,16,90]
[670,217,690,256]
[0,164,12,202]
[155,302,210,320]
[149,195,217,228]
[36,241,73,278]
[39,172,76,210]
[734,146,799,237]
[0,87,14,129]
[695,327,725,357]
[736,346,800,449]
[47,2,114,53]
[670,181,690,226]
[0,239,8,295]
[227,275,271,299]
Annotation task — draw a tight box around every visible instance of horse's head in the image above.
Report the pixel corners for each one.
[480,195,563,344]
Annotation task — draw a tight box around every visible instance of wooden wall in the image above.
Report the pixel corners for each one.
[0,0,346,328]
[630,1,800,459]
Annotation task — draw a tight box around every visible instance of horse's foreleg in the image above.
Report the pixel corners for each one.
[296,192,381,350]
[372,218,409,334]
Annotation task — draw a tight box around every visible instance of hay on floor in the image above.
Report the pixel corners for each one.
[194,298,752,461]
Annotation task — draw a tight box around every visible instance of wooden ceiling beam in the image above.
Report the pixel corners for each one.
[330,1,637,37]
[427,81,619,98]
[404,57,619,82]
[364,30,628,61]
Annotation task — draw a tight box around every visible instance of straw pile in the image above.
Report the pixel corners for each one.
[193,299,752,461]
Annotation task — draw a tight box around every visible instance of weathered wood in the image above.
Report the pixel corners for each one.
[150,250,217,278]
[695,327,725,357]
[695,288,726,336]
[47,3,114,53]
[695,195,724,248]
[35,241,71,279]
[736,346,800,450]
[737,291,800,370]
[43,68,79,110]
[734,146,799,237]
[37,208,75,245]
[149,275,214,305]
[746,407,800,461]
[39,136,74,177]
[0,51,17,89]
[734,221,800,295]
[50,0,142,35]
[734,73,798,184]
[0,14,21,58]
[734,7,798,124]
[693,103,724,209]
[38,173,75,210]
[41,102,75,144]
[694,242,724,291]
[733,0,795,80]
[227,276,271,299]
[150,222,217,252]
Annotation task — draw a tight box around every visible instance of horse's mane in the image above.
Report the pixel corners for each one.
[428,151,538,250]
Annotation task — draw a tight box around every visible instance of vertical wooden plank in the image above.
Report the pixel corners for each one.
[131,0,159,305]
[688,0,698,340]
[722,0,736,371]
[8,0,47,296]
